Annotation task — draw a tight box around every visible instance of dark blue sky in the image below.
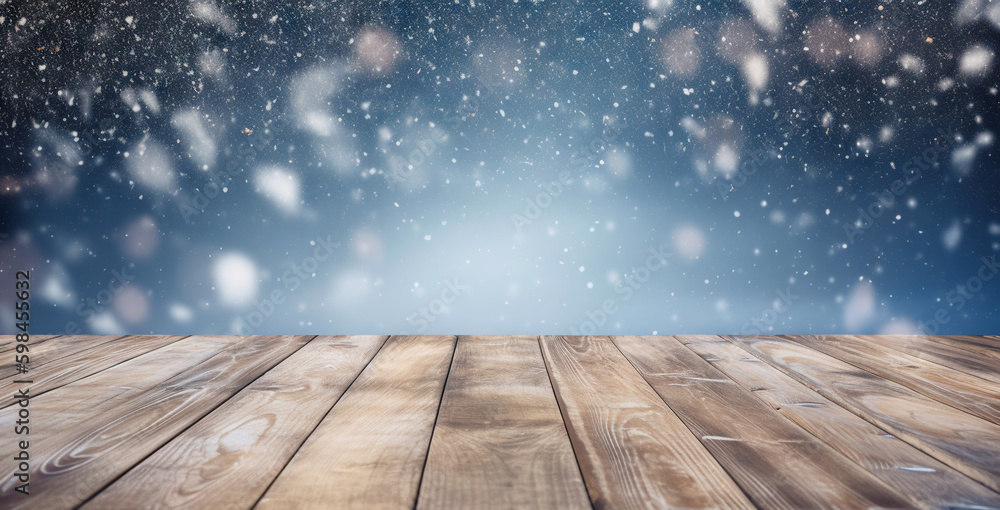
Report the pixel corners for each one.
[2,0,998,335]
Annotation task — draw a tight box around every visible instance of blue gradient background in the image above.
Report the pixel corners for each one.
[1,0,998,335]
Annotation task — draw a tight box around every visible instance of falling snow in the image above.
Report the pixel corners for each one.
[1,0,998,336]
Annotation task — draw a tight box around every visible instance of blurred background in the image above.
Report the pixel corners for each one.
[1,0,998,335]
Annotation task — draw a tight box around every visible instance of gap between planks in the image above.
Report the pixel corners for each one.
[676,334,1000,509]
[84,335,388,510]
[0,335,315,509]
[0,335,190,408]
[3,335,1000,510]
[724,335,1000,493]
[612,335,913,509]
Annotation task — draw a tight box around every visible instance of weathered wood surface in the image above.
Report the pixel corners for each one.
[678,335,1000,509]
[3,334,999,509]
[541,335,755,509]
[19,335,242,423]
[0,335,312,510]
[417,336,589,509]
[0,335,185,407]
[726,334,1000,493]
[256,335,456,510]
[0,334,247,492]
[787,334,1000,426]
[84,335,387,510]
[0,335,125,378]
[613,335,911,509]
[930,335,1000,362]
[859,334,1000,384]
[0,335,56,354]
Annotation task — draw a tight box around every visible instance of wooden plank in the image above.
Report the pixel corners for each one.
[786,335,1000,427]
[21,336,241,424]
[540,335,754,509]
[858,335,1000,384]
[0,335,187,408]
[0,335,125,377]
[0,335,56,354]
[0,335,312,509]
[0,334,245,480]
[83,335,388,510]
[725,335,1000,493]
[416,336,590,510]
[678,335,1000,509]
[928,335,1000,362]
[613,335,912,509]
[257,335,456,510]
[876,335,1000,371]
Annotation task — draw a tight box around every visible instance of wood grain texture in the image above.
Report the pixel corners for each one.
[927,335,1000,363]
[0,334,245,486]
[678,335,1000,509]
[0,335,56,354]
[613,335,912,509]
[0,335,312,510]
[4,334,1000,509]
[417,336,590,510]
[84,335,387,510]
[725,335,1000,493]
[257,335,456,510]
[787,334,1000,426]
[2,336,242,430]
[0,335,186,408]
[0,335,125,377]
[540,335,754,510]
[858,335,1000,384]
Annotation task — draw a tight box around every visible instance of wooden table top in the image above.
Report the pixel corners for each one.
[1,334,999,509]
